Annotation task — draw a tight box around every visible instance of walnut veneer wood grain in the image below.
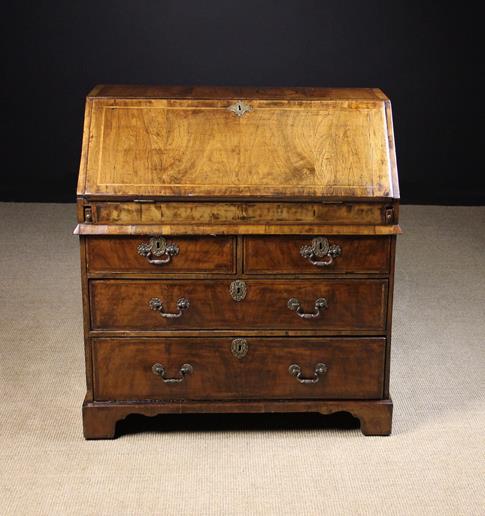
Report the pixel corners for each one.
[89,85,389,100]
[77,85,399,438]
[91,201,390,225]
[89,279,387,332]
[78,88,398,200]
[75,223,401,236]
[244,236,391,274]
[82,398,393,438]
[86,236,235,273]
[92,337,385,401]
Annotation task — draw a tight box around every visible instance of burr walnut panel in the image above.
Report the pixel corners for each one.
[89,279,387,332]
[92,337,386,401]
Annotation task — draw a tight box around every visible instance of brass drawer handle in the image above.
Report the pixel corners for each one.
[300,237,341,267]
[149,297,190,318]
[152,363,193,383]
[288,297,328,319]
[137,237,179,265]
[289,363,328,384]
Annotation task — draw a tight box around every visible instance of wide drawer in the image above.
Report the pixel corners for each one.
[90,279,387,332]
[86,236,235,273]
[244,236,390,274]
[93,337,386,401]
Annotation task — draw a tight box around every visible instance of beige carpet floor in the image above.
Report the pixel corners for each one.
[0,203,483,515]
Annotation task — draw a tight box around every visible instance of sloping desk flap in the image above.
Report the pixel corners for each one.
[77,86,399,200]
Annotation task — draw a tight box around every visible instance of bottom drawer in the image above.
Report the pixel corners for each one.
[93,337,385,401]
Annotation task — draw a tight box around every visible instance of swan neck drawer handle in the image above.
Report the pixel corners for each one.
[149,297,190,318]
[300,237,341,267]
[152,363,193,383]
[287,297,328,319]
[289,363,328,384]
[137,237,179,265]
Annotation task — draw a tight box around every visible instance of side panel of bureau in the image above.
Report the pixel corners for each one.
[92,337,386,401]
[89,279,388,332]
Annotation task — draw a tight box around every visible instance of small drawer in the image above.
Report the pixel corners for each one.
[90,278,387,332]
[244,236,391,274]
[86,236,236,274]
[93,337,386,401]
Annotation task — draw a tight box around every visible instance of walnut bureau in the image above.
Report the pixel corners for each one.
[75,85,400,438]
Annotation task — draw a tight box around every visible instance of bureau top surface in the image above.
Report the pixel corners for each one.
[78,85,399,200]
[87,85,390,100]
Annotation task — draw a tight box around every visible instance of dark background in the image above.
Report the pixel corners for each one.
[2,1,483,204]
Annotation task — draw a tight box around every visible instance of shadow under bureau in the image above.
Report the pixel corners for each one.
[75,85,400,438]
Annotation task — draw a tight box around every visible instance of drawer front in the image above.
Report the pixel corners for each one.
[90,279,387,332]
[244,236,390,274]
[93,201,390,226]
[86,236,235,273]
[93,337,386,401]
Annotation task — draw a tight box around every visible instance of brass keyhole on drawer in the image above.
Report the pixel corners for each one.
[153,239,164,253]
[300,236,341,267]
[137,236,179,266]
[315,238,328,255]
[231,338,248,359]
[229,280,247,301]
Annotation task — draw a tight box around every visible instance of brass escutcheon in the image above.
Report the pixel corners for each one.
[300,236,341,267]
[229,280,247,302]
[137,236,179,265]
[227,101,252,117]
[231,338,248,359]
